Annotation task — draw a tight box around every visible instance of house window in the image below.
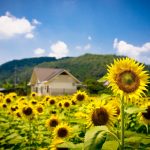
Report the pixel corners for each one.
[41,87,43,94]
[47,86,49,93]
[36,87,38,93]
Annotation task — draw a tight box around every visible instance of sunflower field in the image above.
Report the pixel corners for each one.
[0,58,150,150]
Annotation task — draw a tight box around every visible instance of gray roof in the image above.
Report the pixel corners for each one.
[34,67,64,82]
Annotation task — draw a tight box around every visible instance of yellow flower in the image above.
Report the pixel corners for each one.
[108,98,120,117]
[36,104,44,114]
[53,123,72,139]
[138,102,150,125]
[50,138,65,150]
[106,58,149,99]
[86,102,117,128]
[21,104,35,120]
[73,90,88,103]
[46,115,60,130]
[31,92,37,97]
[63,100,71,109]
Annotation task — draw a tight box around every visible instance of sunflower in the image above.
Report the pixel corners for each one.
[108,98,120,117]
[53,123,72,139]
[138,102,150,125]
[63,100,71,109]
[21,104,35,120]
[36,104,44,114]
[1,103,7,109]
[106,58,149,99]
[86,103,117,128]
[4,97,13,105]
[46,115,60,130]
[49,98,56,106]
[31,92,37,97]
[50,138,66,150]
[73,90,88,103]
[30,99,38,105]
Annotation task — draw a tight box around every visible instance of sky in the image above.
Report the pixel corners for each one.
[0,0,150,64]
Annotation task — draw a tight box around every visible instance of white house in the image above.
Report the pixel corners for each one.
[28,67,81,95]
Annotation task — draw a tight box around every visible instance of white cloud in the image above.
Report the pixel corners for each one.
[32,19,41,25]
[25,33,34,39]
[49,41,69,58]
[113,38,150,64]
[0,12,38,39]
[84,44,91,50]
[34,48,45,55]
[88,36,92,41]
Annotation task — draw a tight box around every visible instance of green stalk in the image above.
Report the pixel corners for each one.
[121,96,124,150]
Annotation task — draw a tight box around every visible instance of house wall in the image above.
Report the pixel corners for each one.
[31,74,78,95]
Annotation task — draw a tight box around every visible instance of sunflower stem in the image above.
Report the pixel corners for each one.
[121,96,124,150]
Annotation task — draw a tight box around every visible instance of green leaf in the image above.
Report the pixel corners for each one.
[84,126,108,150]
[125,107,146,114]
[102,141,119,150]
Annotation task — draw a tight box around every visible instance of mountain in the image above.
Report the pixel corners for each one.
[0,57,57,86]
[0,53,149,87]
[38,53,120,81]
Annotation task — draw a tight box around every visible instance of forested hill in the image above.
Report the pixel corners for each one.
[0,53,150,87]
[38,54,120,81]
[0,57,57,86]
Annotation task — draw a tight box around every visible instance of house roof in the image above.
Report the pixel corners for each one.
[30,67,81,84]
[34,67,64,82]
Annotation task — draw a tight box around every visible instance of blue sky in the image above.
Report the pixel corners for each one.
[0,0,150,64]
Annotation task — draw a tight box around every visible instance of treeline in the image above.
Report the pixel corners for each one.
[0,53,149,95]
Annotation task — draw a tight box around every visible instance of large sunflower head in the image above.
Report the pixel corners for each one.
[53,123,72,139]
[138,102,150,125]
[106,58,149,99]
[86,103,117,128]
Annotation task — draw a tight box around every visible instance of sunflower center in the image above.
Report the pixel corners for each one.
[64,102,70,107]
[142,106,150,119]
[32,101,37,105]
[50,99,55,105]
[116,70,140,93]
[2,104,7,108]
[37,107,43,113]
[50,119,59,127]
[6,98,11,103]
[77,94,85,101]
[23,107,33,116]
[57,127,68,138]
[92,107,109,126]
[17,112,21,117]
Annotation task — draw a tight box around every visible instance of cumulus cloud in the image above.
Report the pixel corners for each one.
[34,48,45,55]
[25,33,34,39]
[49,41,69,58]
[32,19,41,25]
[0,12,39,39]
[113,38,150,64]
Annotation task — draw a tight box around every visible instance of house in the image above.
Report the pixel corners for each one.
[28,67,81,95]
